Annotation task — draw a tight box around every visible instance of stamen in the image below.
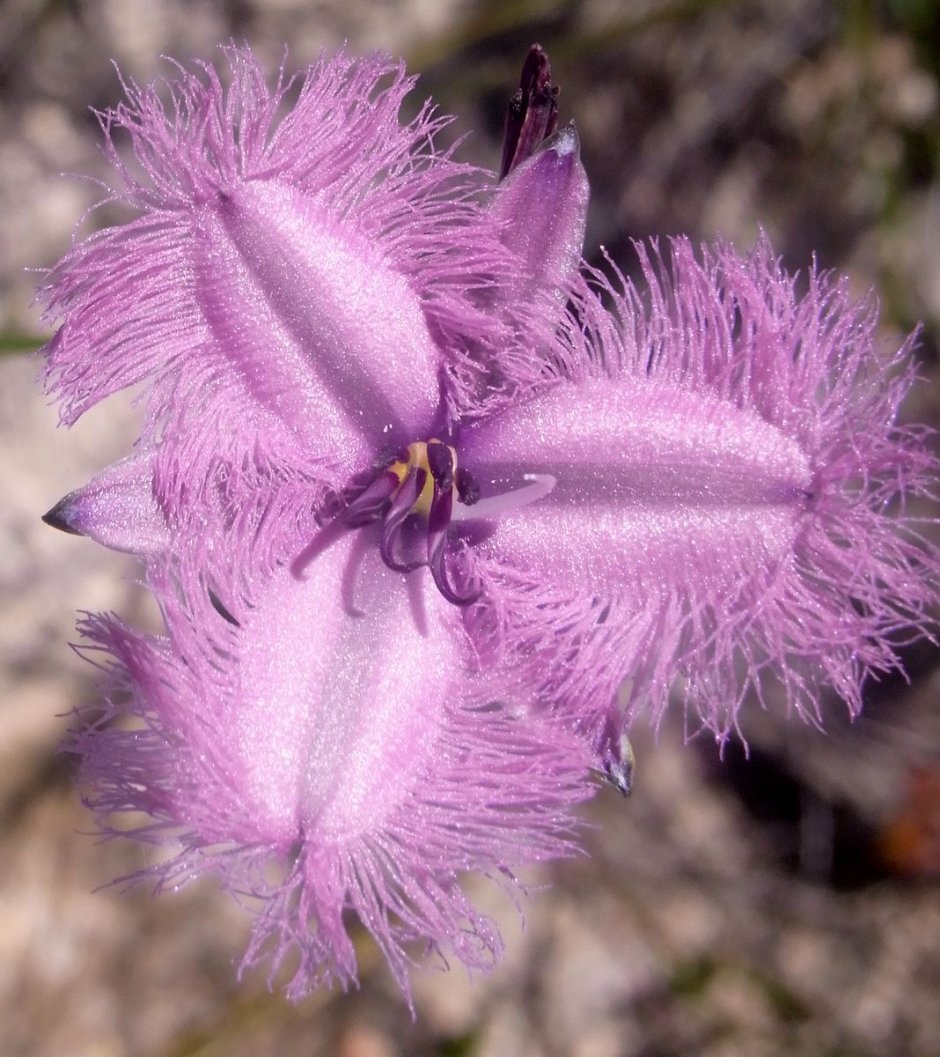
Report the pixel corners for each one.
[332,440,552,607]
[428,533,481,606]
[452,473,556,521]
[380,467,427,571]
[427,474,454,539]
[426,440,454,492]
[343,469,400,526]
[428,477,481,606]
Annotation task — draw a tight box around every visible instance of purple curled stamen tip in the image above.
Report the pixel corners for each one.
[428,485,481,605]
[380,467,426,572]
[344,469,399,526]
[428,530,481,607]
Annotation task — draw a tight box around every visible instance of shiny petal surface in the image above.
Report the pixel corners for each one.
[462,237,940,740]
[70,533,591,999]
[231,536,450,845]
[194,180,440,472]
[40,48,508,504]
[461,373,811,590]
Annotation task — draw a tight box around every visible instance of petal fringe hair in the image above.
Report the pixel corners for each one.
[39,47,528,514]
[69,595,591,1006]
[469,236,940,743]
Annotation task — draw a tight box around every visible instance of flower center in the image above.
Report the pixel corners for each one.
[343,438,482,606]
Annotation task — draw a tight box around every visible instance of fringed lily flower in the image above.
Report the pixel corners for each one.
[40,43,938,1000]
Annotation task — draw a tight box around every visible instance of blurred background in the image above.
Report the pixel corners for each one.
[2,1,940,1055]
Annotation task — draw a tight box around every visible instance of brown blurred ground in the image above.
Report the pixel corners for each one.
[2,2,939,1055]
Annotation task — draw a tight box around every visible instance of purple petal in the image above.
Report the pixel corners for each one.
[40,48,516,498]
[462,236,940,739]
[223,536,455,845]
[70,533,591,999]
[194,180,440,466]
[462,371,811,589]
[442,128,590,425]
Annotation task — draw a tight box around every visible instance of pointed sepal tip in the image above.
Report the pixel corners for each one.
[42,498,84,536]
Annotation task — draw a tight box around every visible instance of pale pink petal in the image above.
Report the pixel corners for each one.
[40,48,515,500]
[70,532,591,1000]
[461,372,811,591]
[461,236,940,741]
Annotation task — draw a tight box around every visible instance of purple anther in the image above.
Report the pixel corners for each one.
[499,44,560,179]
[455,467,480,506]
[427,475,453,533]
[426,440,454,492]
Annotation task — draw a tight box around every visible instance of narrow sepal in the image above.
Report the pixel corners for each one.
[41,453,168,555]
[489,123,589,303]
[42,500,83,536]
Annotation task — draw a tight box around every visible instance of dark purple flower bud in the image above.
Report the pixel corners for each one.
[500,44,560,179]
